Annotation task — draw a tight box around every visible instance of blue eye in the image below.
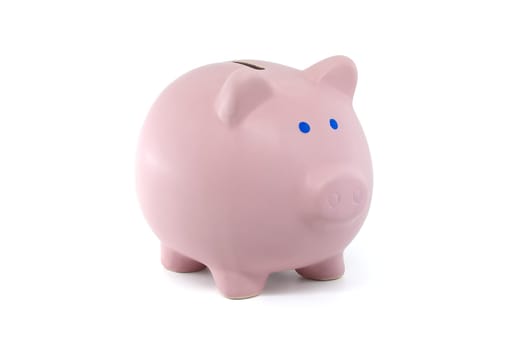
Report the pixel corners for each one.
[298,121,311,133]
[329,118,338,130]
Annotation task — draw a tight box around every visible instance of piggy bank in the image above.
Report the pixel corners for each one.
[136,56,373,298]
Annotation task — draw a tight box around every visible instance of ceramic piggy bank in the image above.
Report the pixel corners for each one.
[136,56,373,298]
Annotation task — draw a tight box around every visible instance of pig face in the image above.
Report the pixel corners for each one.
[214,56,372,245]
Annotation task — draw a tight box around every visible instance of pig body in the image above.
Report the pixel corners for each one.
[136,56,373,298]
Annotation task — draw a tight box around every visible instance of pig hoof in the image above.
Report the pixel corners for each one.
[210,269,268,299]
[161,245,206,273]
[296,254,345,281]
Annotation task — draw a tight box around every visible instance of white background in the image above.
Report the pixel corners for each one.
[1,1,525,349]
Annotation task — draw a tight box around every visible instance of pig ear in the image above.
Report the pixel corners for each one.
[304,55,358,99]
[215,69,273,125]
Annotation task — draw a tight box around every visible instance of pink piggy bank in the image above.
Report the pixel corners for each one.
[136,56,373,299]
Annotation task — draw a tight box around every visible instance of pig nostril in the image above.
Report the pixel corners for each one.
[328,193,341,208]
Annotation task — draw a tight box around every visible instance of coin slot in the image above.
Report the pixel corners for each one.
[233,61,265,70]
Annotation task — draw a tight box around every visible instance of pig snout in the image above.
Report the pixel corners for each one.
[307,173,368,222]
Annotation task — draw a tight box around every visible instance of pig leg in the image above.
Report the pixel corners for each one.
[161,245,206,273]
[210,269,268,299]
[296,254,345,281]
